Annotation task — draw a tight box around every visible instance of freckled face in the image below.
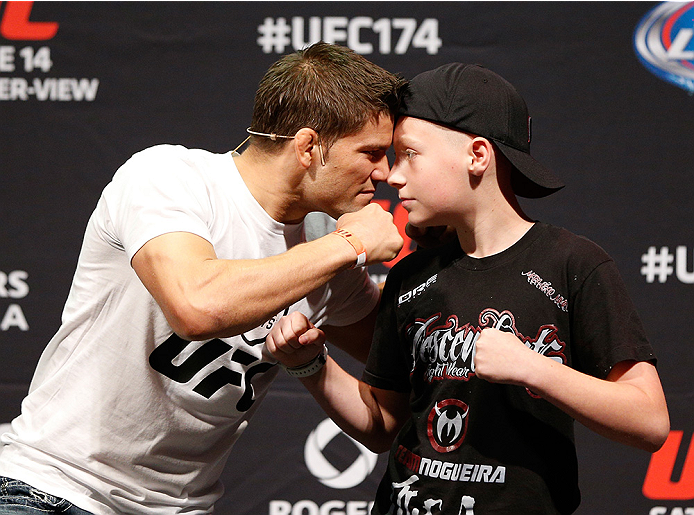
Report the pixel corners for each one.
[388,116,472,227]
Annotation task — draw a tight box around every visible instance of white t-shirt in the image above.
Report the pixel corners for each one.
[0,145,379,514]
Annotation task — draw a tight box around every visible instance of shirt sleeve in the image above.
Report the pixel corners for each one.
[103,145,214,262]
[362,266,412,392]
[570,259,656,379]
[320,268,380,327]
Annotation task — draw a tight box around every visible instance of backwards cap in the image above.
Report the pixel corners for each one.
[399,63,564,198]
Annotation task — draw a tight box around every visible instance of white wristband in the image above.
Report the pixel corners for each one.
[283,346,328,378]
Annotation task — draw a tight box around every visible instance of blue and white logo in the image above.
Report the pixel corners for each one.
[634,2,694,94]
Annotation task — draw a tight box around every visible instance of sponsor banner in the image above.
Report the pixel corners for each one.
[643,430,694,502]
[643,429,694,515]
[641,246,694,284]
[641,389,694,513]
[213,377,388,514]
[305,419,379,490]
[0,3,99,101]
[255,16,442,55]
[634,2,694,93]
[0,270,29,331]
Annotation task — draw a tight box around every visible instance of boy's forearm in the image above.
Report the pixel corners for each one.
[524,357,669,452]
[300,358,402,453]
[475,328,669,452]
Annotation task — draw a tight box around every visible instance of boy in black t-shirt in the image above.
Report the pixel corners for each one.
[265,63,669,514]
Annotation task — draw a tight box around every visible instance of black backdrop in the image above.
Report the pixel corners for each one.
[1,2,693,514]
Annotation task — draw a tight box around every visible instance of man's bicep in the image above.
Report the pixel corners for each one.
[132,232,216,283]
[131,232,217,330]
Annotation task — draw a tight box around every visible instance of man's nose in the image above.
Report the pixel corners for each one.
[371,155,391,182]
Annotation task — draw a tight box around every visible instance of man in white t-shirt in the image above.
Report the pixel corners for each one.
[0,42,406,515]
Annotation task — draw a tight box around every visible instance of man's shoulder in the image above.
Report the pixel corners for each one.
[111,144,233,185]
[128,144,228,167]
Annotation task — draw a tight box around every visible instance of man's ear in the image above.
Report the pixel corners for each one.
[294,128,319,169]
[468,137,493,176]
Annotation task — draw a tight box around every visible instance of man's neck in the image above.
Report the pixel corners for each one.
[233,148,308,224]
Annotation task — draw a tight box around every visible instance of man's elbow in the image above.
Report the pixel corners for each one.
[165,301,228,341]
[169,317,216,342]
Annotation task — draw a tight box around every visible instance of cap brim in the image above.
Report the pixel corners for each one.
[494,142,565,198]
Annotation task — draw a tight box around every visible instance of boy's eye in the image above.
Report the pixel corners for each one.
[404,149,417,160]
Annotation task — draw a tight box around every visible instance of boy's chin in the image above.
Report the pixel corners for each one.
[407,216,435,228]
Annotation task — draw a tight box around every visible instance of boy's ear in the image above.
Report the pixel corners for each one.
[294,128,319,169]
[469,137,493,176]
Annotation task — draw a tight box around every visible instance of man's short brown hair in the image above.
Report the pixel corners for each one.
[250,42,405,152]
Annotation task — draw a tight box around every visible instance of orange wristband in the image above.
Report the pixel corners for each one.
[333,229,367,268]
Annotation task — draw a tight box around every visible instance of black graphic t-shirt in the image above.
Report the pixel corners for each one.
[363,223,656,515]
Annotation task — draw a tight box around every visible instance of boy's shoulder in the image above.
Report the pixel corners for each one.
[394,237,461,270]
[384,238,462,294]
[391,223,614,277]
[539,223,612,266]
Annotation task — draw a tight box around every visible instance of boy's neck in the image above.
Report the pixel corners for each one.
[455,194,534,258]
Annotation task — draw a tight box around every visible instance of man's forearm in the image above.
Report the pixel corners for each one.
[134,231,358,341]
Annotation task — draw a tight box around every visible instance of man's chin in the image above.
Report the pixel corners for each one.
[327,206,355,220]
[328,195,376,218]
[345,199,372,214]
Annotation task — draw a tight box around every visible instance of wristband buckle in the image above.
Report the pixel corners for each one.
[333,229,367,268]
[283,345,328,378]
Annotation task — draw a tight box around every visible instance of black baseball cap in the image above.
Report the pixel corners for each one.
[398,63,564,198]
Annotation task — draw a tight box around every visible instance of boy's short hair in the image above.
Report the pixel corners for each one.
[399,63,564,198]
[250,42,406,153]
